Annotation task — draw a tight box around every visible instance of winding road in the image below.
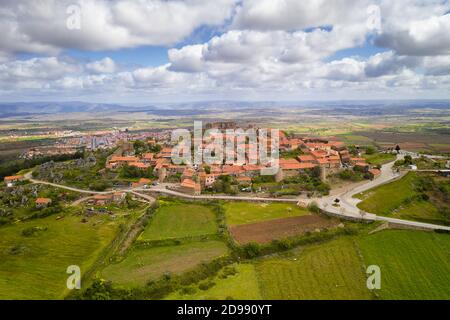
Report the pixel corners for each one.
[24,157,450,232]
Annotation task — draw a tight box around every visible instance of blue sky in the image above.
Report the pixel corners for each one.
[0,0,449,103]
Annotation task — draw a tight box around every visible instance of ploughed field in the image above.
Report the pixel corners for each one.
[229,215,340,245]
[224,201,339,244]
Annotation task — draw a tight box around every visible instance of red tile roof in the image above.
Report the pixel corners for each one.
[93,194,113,200]
[138,178,151,184]
[222,165,245,174]
[279,159,316,170]
[298,155,316,162]
[35,198,52,204]
[110,156,139,163]
[143,153,154,160]
[129,162,150,169]
[243,164,263,172]
[4,175,24,182]
[354,162,368,167]
[180,179,201,192]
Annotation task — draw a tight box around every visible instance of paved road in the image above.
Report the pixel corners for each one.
[312,157,404,219]
[25,158,450,231]
[129,191,156,203]
[135,187,299,203]
[309,156,450,231]
[29,178,110,195]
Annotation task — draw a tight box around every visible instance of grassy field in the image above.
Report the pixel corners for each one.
[139,203,218,241]
[255,238,373,300]
[363,153,396,166]
[355,172,421,214]
[101,241,228,287]
[224,202,310,226]
[0,213,119,299]
[166,264,262,300]
[355,173,448,225]
[166,230,450,300]
[358,230,450,300]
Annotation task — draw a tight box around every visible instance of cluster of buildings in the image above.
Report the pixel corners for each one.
[101,126,381,195]
[5,123,383,199]
[90,192,127,206]
[21,129,174,159]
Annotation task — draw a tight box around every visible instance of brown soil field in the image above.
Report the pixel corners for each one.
[229,215,341,245]
[360,131,450,145]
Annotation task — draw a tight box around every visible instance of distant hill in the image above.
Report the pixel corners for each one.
[0,102,132,116]
[0,100,449,118]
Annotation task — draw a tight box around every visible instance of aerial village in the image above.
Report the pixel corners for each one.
[96,122,381,198]
[3,122,384,211]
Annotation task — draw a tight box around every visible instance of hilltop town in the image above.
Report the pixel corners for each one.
[1,119,449,301]
[101,123,382,198]
[4,122,386,200]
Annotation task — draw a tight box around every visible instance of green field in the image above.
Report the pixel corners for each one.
[139,203,218,241]
[0,214,119,299]
[166,264,262,300]
[224,202,310,226]
[355,173,448,225]
[255,238,373,300]
[167,230,450,300]
[363,153,397,166]
[358,230,450,300]
[101,241,228,287]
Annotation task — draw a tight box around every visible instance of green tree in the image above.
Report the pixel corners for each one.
[366,146,376,155]
[404,155,413,165]
[133,140,147,155]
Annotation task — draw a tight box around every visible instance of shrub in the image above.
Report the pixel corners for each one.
[180,286,197,295]
[199,280,216,291]
[365,146,376,155]
[308,202,321,213]
[22,226,47,237]
[271,239,291,251]
[239,243,261,259]
[220,266,238,279]
[89,180,113,191]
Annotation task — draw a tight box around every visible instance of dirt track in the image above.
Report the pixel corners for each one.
[229,215,340,245]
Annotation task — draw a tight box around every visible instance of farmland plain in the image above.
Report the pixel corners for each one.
[101,241,229,287]
[162,230,450,300]
[224,202,311,226]
[139,202,218,241]
[0,213,119,299]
